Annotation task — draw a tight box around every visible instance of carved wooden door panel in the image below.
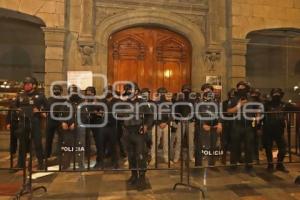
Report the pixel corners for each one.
[108,27,191,93]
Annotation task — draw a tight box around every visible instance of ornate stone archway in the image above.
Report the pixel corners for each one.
[95,9,206,91]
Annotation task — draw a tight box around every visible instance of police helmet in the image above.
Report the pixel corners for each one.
[85,86,96,95]
[157,87,168,94]
[23,76,38,85]
[141,88,151,94]
[181,84,191,92]
[123,82,140,92]
[68,84,80,94]
[250,88,261,97]
[52,84,63,92]
[236,81,251,91]
[201,83,214,92]
[270,88,284,97]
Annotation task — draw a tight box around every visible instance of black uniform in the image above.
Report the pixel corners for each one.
[45,96,66,158]
[249,93,262,164]
[140,88,155,161]
[195,99,220,166]
[221,98,233,164]
[14,90,47,168]
[263,101,288,170]
[227,96,255,170]
[151,91,172,164]
[59,94,86,170]
[174,90,196,162]
[81,98,103,168]
[122,96,153,189]
[6,101,19,155]
[95,97,119,168]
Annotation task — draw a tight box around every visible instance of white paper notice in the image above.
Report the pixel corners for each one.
[67,71,93,89]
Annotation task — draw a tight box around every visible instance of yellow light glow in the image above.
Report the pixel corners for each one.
[164,70,173,78]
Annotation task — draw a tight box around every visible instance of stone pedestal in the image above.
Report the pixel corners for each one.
[229,38,249,88]
[43,27,66,96]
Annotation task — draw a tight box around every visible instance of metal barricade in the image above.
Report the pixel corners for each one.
[1,109,300,199]
[0,109,28,198]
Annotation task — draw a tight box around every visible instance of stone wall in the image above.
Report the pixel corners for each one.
[0,0,65,28]
[0,0,229,95]
[0,0,66,95]
[232,0,300,39]
[229,0,300,89]
[65,0,228,93]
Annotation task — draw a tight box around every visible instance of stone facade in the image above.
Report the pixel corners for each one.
[230,0,300,89]
[1,0,300,96]
[0,0,66,95]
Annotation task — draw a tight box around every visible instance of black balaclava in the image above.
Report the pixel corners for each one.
[203,91,214,102]
[69,85,81,103]
[271,93,282,105]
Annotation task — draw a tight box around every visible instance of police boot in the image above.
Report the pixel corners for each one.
[276,163,289,173]
[112,160,119,169]
[245,165,256,177]
[137,174,147,191]
[93,161,104,169]
[221,153,227,165]
[267,163,274,172]
[37,160,44,170]
[127,171,138,186]
[295,176,300,185]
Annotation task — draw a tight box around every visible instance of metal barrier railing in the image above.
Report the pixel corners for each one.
[0,110,27,198]
[0,109,300,199]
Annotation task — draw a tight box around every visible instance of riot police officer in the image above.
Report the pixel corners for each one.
[45,84,65,158]
[263,88,289,172]
[249,88,262,164]
[151,87,171,165]
[174,84,195,163]
[195,83,222,166]
[60,84,85,170]
[227,81,255,175]
[120,83,153,190]
[97,85,119,168]
[140,88,155,164]
[10,76,47,169]
[80,86,103,169]
[221,88,236,164]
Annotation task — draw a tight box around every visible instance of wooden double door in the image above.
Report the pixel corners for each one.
[108,27,191,93]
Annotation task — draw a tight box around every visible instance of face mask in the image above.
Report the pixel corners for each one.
[183,91,190,99]
[271,95,281,103]
[24,83,33,92]
[123,91,132,97]
[70,94,80,102]
[53,90,62,96]
[251,95,259,101]
[140,93,149,101]
[106,92,113,99]
[159,94,166,101]
[237,88,248,98]
[203,91,214,101]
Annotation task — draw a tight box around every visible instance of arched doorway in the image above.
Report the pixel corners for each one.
[246,28,300,102]
[0,8,45,83]
[108,27,191,93]
[0,8,45,132]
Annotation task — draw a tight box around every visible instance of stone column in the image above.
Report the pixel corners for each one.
[43,27,66,96]
[78,0,95,66]
[229,38,249,88]
[79,0,94,40]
